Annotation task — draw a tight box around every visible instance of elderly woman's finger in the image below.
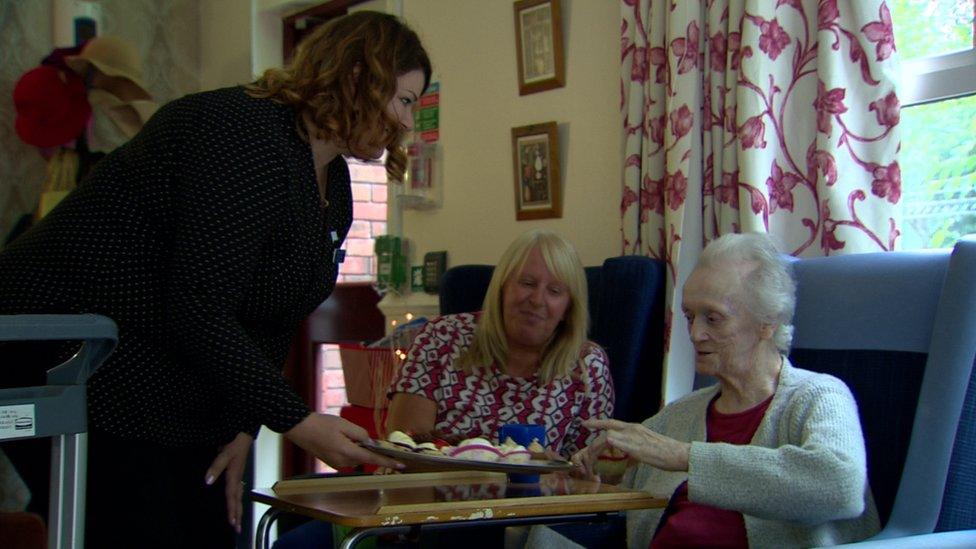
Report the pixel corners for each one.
[569,451,588,477]
[582,418,632,431]
[606,430,635,451]
[603,425,691,472]
[568,446,597,480]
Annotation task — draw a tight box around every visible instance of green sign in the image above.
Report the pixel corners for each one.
[410,266,424,292]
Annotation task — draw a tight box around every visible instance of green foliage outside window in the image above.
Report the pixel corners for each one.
[890,0,975,249]
[898,95,976,249]
[890,0,973,60]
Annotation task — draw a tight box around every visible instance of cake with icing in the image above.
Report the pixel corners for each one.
[414,441,442,455]
[387,430,417,450]
[446,437,502,462]
[526,437,547,459]
[497,437,532,463]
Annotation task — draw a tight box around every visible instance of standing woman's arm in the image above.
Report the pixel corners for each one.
[162,93,400,476]
[161,97,311,438]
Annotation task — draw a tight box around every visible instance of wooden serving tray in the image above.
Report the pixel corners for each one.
[251,471,665,527]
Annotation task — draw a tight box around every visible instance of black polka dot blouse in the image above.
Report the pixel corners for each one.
[0,86,352,447]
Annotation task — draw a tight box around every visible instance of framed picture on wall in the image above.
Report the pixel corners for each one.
[511,122,561,221]
[513,0,565,95]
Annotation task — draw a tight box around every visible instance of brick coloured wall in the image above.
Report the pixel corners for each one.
[340,160,389,284]
[318,159,387,419]
[312,160,387,473]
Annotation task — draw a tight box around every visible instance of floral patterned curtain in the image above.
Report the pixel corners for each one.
[620,0,902,401]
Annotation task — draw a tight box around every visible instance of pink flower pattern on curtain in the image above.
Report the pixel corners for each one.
[620,0,902,397]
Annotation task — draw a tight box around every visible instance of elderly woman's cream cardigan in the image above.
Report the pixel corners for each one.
[529,359,881,548]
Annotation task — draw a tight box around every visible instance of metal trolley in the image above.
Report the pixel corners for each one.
[0,314,117,549]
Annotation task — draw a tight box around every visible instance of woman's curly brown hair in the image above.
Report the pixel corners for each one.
[247,11,431,181]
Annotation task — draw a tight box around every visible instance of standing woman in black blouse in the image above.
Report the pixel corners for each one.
[0,11,429,547]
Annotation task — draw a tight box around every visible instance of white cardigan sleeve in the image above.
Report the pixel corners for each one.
[687,375,868,524]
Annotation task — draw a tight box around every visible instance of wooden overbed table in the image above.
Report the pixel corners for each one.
[251,471,665,548]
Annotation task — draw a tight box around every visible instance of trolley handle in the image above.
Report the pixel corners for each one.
[0,314,118,385]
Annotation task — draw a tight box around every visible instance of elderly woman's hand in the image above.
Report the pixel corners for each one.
[583,419,691,472]
[569,433,608,481]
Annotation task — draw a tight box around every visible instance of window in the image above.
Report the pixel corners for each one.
[890,0,975,249]
[320,155,388,420]
[278,1,393,476]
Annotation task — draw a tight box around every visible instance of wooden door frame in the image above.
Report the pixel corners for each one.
[277,0,388,480]
[282,0,374,61]
[281,282,386,477]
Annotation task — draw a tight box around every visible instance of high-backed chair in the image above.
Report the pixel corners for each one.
[438,255,667,423]
[787,238,976,545]
[939,338,976,534]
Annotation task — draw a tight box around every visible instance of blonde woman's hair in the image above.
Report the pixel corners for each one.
[458,230,589,385]
[246,11,431,182]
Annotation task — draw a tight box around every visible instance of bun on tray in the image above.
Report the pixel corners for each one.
[381,431,558,464]
[497,437,532,463]
[526,438,548,460]
[446,437,502,462]
[386,430,417,450]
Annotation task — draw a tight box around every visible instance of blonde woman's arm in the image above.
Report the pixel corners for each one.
[385,392,437,435]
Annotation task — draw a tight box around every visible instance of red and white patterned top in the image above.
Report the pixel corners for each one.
[389,312,615,458]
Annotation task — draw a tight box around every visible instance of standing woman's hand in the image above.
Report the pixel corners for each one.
[205,431,254,533]
[583,419,691,472]
[285,413,404,470]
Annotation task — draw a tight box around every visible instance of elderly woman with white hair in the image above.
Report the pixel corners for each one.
[385,229,614,458]
[531,232,880,548]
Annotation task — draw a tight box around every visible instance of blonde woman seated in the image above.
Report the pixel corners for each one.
[528,232,880,548]
[386,229,614,458]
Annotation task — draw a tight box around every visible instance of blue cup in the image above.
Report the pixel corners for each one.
[498,423,546,484]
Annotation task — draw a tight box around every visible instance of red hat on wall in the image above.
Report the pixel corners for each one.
[13,65,91,148]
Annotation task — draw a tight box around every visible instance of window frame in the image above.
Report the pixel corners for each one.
[898,47,976,106]
[893,3,975,249]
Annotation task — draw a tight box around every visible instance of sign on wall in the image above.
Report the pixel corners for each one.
[414,81,440,143]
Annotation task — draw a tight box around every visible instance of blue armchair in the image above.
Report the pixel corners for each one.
[438,255,667,423]
[787,237,976,546]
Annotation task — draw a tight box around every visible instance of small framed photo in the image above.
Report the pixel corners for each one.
[514,0,565,96]
[511,122,561,221]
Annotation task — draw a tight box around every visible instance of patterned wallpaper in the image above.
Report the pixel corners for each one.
[0,0,201,243]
